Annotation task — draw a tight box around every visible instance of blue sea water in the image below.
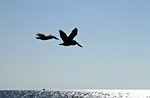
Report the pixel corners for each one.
[0,89,150,98]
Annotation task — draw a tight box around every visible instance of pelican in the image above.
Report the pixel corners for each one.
[36,33,59,40]
[59,28,82,47]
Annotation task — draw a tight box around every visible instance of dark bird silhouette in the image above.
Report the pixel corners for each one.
[36,33,59,40]
[59,28,82,47]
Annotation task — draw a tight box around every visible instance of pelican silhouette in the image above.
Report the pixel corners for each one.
[36,33,59,40]
[59,28,82,47]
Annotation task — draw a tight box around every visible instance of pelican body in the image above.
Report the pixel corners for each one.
[36,33,59,40]
[59,28,82,47]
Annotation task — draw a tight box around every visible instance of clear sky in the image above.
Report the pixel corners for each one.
[0,0,150,90]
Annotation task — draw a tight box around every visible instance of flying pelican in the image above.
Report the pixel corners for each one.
[36,33,59,40]
[59,28,82,47]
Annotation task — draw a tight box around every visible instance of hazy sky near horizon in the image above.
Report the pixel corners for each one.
[0,0,150,90]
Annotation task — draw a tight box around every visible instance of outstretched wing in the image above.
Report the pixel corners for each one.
[68,28,77,40]
[36,33,45,37]
[59,30,67,42]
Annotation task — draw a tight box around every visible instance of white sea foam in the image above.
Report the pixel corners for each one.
[0,89,150,98]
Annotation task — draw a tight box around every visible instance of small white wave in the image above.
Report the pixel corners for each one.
[0,89,150,98]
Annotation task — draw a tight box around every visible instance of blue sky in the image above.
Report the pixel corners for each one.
[0,0,150,90]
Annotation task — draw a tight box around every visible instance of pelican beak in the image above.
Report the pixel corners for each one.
[76,42,82,47]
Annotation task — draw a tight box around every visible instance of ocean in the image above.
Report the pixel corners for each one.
[0,89,150,98]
